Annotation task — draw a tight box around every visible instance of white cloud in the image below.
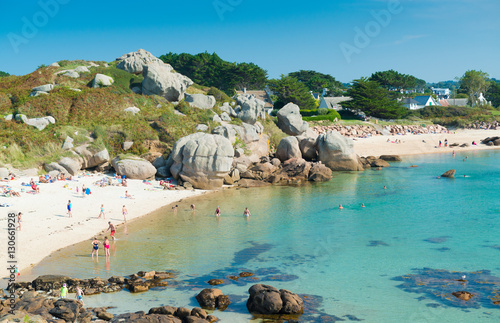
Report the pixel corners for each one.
[394,34,427,45]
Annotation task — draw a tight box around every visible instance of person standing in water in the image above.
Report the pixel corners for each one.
[107,222,116,240]
[91,237,100,258]
[215,206,221,217]
[103,236,110,257]
[122,205,128,222]
[243,207,251,217]
[75,286,84,305]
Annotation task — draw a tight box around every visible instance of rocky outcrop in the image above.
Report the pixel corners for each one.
[297,136,317,161]
[142,62,193,102]
[74,145,110,169]
[74,66,90,73]
[276,137,301,162]
[481,136,500,146]
[58,157,82,176]
[63,70,79,78]
[441,169,456,178]
[170,133,234,189]
[235,94,266,125]
[111,156,157,180]
[32,84,54,92]
[9,114,56,131]
[92,74,114,88]
[308,163,332,182]
[124,106,140,115]
[246,284,303,316]
[116,49,163,74]
[379,155,402,162]
[185,93,216,110]
[49,299,82,321]
[277,103,309,136]
[315,131,364,171]
[195,289,230,311]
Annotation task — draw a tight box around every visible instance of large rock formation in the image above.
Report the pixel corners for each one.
[58,157,82,176]
[185,93,216,110]
[111,156,157,180]
[73,145,110,169]
[297,136,318,161]
[116,49,163,74]
[142,63,193,101]
[170,133,234,189]
[246,284,303,316]
[235,94,266,125]
[276,137,302,162]
[277,103,309,136]
[315,131,364,171]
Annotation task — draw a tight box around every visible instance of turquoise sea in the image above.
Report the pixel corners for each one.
[28,150,500,322]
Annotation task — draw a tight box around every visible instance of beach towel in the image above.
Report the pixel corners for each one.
[0,203,11,207]
[85,188,91,195]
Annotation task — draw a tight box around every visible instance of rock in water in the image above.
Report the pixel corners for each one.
[185,93,216,110]
[315,131,364,171]
[380,155,402,161]
[116,49,163,74]
[169,133,234,190]
[246,284,304,316]
[308,163,332,182]
[276,137,302,162]
[441,169,456,178]
[142,63,193,102]
[452,291,473,301]
[111,157,157,180]
[92,74,114,88]
[277,103,309,136]
[195,288,223,310]
[235,94,266,125]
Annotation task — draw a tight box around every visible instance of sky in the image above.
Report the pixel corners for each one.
[0,0,499,83]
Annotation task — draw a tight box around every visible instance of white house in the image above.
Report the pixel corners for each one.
[412,96,439,109]
[401,98,419,110]
[431,87,451,99]
[318,96,352,111]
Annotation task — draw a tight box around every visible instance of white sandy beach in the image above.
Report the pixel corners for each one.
[0,174,208,280]
[353,129,500,157]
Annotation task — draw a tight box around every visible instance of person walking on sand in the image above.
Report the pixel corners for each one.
[67,200,72,218]
[104,236,110,257]
[98,204,105,219]
[82,184,86,198]
[60,283,68,298]
[91,237,100,258]
[215,206,221,217]
[107,222,116,240]
[17,212,22,231]
[122,205,127,222]
[243,207,251,217]
[75,286,84,305]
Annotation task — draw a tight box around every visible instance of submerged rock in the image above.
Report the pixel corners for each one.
[441,169,456,178]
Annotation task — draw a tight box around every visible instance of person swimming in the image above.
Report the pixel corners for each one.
[339,204,343,209]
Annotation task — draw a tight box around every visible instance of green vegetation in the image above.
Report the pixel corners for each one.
[0,71,10,77]
[267,75,317,110]
[370,70,426,93]
[486,80,500,108]
[409,105,500,127]
[458,70,491,106]
[299,109,341,121]
[262,118,287,151]
[343,78,408,119]
[159,52,268,94]
[288,70,344,96]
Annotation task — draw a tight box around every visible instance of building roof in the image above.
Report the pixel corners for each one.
[445,98,468,106]
[438,99,450,107]
[402,98,419,105]
[235,90,273,108]
[413,96,435,106]
[321,96,352,109]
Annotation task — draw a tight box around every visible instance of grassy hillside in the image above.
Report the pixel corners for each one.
[0,62,222,168]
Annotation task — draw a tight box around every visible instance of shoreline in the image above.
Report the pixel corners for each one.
[0,174,211,280]
[2,129,498,281]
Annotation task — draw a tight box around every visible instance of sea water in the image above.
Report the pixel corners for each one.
[28,150,500,322]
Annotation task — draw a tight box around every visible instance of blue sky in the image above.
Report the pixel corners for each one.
[0,0,499,83]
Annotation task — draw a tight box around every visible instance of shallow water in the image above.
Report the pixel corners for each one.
[27,150,500,322]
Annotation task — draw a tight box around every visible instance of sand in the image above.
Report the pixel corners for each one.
[0,175,209,279]
[353,129,500,157]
